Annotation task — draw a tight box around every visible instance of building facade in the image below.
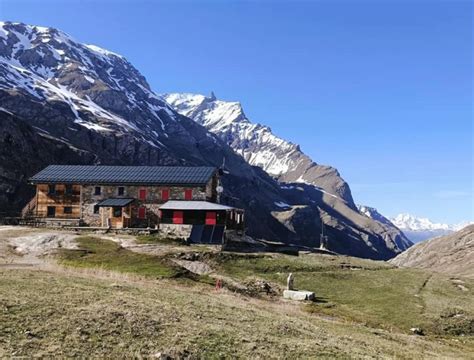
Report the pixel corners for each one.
[28,165,223,229]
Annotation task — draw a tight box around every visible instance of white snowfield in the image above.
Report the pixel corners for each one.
[391,213,473,232]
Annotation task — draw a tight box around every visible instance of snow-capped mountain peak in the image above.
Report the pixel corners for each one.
[392,213,453,231]
[389,213,473,243]
[163,92,356,205]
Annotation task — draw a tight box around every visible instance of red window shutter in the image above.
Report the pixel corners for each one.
[173,211,184,224]
[184,189,192,200]
[205,212,217,225]
[139,188,147,201]
[161,189,169,201]
[138,207,146,219]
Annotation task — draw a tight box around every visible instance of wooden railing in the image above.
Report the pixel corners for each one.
[21,197,37,218]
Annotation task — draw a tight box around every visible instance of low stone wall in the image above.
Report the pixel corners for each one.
[160,224,193,239]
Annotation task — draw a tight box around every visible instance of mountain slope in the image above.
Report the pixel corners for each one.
[358,205,413,250]
[390,225,474,278]
[163,92,412,254]
[0,21,294,242]
[163,93,355,205]
[0,21,408,259]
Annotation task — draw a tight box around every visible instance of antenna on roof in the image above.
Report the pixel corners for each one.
[219,156,229,175]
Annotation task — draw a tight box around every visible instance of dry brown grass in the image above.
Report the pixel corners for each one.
[1,268,473,359]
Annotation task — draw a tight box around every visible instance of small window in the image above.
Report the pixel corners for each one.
[138,206,146,219]
[139,188,147,201]
[184,189,193,200]
[48,184,56,195]
[205,211,217,225]
[65,184,73,195]
[64,206,72,214]
[117,187,125,196]
[94,186,101,195]
[173,210,184,224]
[93,205,100,214]
[113,207,122,217]
[47,206,56,217]
[161,189,169,201]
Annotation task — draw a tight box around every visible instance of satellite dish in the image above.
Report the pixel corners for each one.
[216,185,224,194]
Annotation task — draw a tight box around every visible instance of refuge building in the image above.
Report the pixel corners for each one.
[24,165,244,242]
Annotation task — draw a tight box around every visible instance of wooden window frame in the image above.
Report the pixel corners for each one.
[47,206,56,217]
[113,207,122,218]
[63,206,73,214]
[117,186,125,196]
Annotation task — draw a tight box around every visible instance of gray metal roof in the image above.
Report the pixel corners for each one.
[29,165,217,185]
[159,201,235,211]
[96,198,134,207]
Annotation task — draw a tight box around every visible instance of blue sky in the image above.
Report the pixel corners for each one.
[2,0,472,223]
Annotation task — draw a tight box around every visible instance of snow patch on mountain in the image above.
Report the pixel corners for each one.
[389,213,473,243]
[391,213,472,232]
[0,21,178,146]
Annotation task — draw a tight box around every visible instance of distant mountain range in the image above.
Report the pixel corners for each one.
[390,213,473,243]
[0,21,412,259]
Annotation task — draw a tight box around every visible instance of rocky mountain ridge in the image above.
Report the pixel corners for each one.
[0,21,409,259]
[163,93,355,206]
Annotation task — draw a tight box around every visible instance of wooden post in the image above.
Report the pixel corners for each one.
[79,185,83,221]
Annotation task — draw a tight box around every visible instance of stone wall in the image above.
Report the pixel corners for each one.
[34,174,218,228]
[160,224,193,239]
[80,181,213,227]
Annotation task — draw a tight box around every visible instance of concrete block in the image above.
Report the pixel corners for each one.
[283,290,315,301]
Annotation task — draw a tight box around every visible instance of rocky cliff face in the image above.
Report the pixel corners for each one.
[358,205,413,251]
[163,93,355,205]
[0,21,409,259]
[390,225,474,278]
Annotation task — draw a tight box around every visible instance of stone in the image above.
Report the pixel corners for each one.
[410,327,424,336]
[287,273,294,290]
[283,290,315,301]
